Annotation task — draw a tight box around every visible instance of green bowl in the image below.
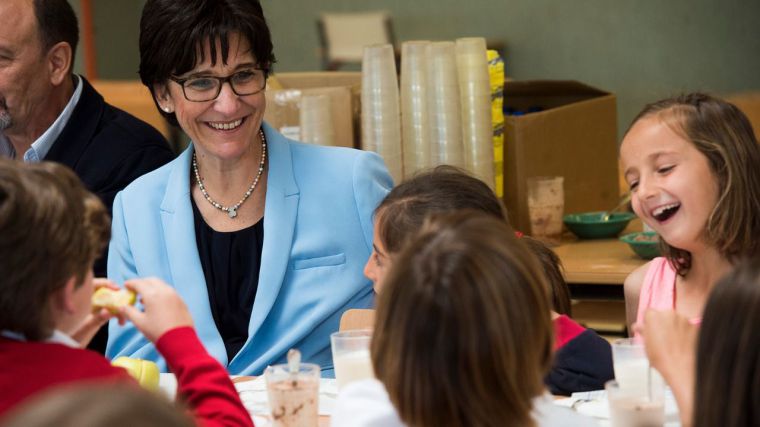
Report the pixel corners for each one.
[620,231,661,259]
[563,211,636,239]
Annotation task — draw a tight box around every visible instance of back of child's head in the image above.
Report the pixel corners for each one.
[627,93,760,273]
[0,159,110,341]
[375,165,508,253]
[0,383,194,427]
[694,257,760,427]
[371,211,553,427]
[521,236,572,316]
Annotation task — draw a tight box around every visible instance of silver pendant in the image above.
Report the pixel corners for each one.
[228,208,237,218]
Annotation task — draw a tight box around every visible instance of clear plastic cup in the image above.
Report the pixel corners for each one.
[299,95,334,146]
[265,362,320,427]
[606,379,665,427]
[401,40,432,176]
[361,43,402,181]
[426,42,464,168]
[611,338,666,394]
[330,329,374,390]
[527,176,564,245]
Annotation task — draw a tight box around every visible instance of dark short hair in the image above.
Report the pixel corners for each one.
[694,258,760,427]
[139,0,277,127]
[32,0,79,64]
[0,159,110,341]
[521,236,572,316]
[626,93,760,276]
[376,165,508,253]
[373,212,553,427]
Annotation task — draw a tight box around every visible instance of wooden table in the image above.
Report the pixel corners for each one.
[554,237,646,285]
[554,220,647,285]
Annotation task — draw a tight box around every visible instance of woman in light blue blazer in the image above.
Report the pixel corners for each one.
[105,0,392,375]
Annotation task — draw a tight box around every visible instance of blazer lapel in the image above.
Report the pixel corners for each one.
[242,123,300,352]
[159,146,227,363]
[44,76,103,168]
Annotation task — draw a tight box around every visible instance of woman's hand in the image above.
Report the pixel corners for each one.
[635,309,697,427]
[119,277,194,343]
[70,278,125,347]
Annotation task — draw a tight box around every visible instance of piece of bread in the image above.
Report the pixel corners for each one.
[91,288,136,313]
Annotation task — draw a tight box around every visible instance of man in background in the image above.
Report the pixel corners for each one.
[0,0,175,352]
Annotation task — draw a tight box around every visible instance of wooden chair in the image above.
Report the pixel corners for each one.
[339,308,376,331]
[317,11,396,71]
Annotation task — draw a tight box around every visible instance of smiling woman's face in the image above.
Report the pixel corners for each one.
[156,32,266,162]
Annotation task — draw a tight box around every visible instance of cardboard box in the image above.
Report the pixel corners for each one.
[265,72,361,148]
[502,80,619,233]
[726,91,760,141]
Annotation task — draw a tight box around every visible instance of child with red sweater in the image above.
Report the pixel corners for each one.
[0,160,253,427]
[521,237,614,395]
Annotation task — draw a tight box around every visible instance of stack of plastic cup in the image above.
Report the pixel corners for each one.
[400,41,431,178]
[299,94,335,146]
[456,37,494,188]
[426,41,464,169]
[361,43,403,182]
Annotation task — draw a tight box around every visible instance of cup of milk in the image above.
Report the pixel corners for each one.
[609,338,665,427]
[330,329,374,389]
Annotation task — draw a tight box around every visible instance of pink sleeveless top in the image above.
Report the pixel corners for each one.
[635,257,702,326]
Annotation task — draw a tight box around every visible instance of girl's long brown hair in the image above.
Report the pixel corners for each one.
[694,258,760,427]
[372,212,553,427]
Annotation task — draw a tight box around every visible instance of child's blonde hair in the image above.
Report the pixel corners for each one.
[627,93,760,275]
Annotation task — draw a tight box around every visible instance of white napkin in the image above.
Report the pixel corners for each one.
[553,388,682,426]
[158,373,178,401]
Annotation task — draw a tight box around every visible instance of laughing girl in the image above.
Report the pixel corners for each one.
[620,93,760,330]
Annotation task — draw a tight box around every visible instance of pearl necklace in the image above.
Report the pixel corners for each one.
[192,128,267,219]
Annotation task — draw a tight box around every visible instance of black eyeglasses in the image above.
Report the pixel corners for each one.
[169,69,268,102]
